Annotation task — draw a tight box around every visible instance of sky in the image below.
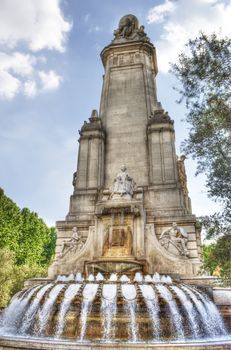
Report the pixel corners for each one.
[0,0,230,227]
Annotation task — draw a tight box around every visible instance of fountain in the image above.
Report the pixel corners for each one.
[0,273,228,343]
[0,14,230,350]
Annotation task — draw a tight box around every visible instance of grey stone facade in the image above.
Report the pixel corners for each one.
[48,15,201,279]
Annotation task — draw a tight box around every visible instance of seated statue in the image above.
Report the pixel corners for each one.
[113,15,149,43]
[159,222,189,257]
[59,227,84,259]
[111,165,136,198]
[114,16,136,39]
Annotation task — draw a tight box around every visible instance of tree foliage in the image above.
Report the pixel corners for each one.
[0,248,47,307]
[171,33,231,283]
[0,188,22,251]
[0,188,56,306]
[171,33,231,235]
[202,235,231,285]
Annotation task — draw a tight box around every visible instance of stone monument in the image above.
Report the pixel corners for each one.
[0,15,230,350]
[48,14,202,279]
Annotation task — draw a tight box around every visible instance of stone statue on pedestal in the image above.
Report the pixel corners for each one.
[72,171,77,187]
[111,165,136,198]
[177,155,188,195]
[113,14,149,43]
[159,222,189,257]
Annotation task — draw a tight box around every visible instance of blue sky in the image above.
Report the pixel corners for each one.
[0,0,230,226]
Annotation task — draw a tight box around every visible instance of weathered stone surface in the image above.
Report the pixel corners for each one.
[48,14,202,279]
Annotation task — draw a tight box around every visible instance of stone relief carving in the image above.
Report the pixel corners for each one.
[103,225,133,257]
[145,224,154,238]
[111,165,136,199]
[159,222,189,257]
[58,227,85,259]
[113,15,149,43]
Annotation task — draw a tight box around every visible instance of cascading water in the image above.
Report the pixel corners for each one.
[121,283,139,342]
[154,284,185,340]
[37,284,65,335]
[79,282,99,341]
[0,273,228,343]
[101,284,117,340]
[55,283,81,337]
[139,284,160,340]
[20,283,54,334]
[182,284,227,336]
[170,285,200,338]
[0,284,41,335]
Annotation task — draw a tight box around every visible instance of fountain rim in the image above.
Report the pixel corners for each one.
[0,335,231,349]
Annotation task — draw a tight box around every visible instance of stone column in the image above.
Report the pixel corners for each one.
[66,111,105,221]
[147,109,177,185]
[100,41,158,189]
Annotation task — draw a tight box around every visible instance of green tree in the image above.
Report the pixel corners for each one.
[17,208,55,266]
[171,33,231,283]
[40,226,56,265]
[0,188,55,266]
[202,235,231,285]
[0,188,56,305]
[0,248,16,307]
[171,33,231,223]
[0,247,47,307]
[0,188,21,251]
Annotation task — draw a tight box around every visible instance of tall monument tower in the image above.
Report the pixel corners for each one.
[49,15,201,278]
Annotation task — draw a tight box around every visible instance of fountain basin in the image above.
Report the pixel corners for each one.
[0,274,229,344]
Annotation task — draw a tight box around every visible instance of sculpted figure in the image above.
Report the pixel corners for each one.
[159,222,189,257]
[114,16,136,39]
[59,227,84,259]
[136,25,148,39]
[177,155,188,195]
[111,165,136,197]
[72,171,77,187]
[113,15,149,43]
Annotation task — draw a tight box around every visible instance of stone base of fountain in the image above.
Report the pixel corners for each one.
[0,336,231,350]
[84,258,147,276]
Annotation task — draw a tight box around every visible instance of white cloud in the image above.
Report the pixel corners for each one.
[0,0,72,99]
[0,52,36,99]
[0,70,20,99]
[0,0,71,52]
[147,0,231,73]
[0,52,36,76]
[147,0,176,23]
[0,52,62,99]
[39,70,62,91]
[24,80,37,97]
